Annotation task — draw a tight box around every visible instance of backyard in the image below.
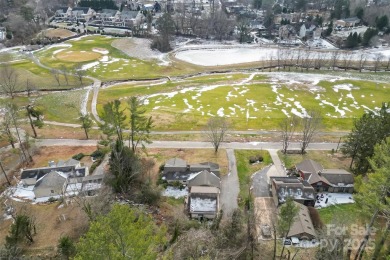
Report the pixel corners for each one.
[235,150,272,207]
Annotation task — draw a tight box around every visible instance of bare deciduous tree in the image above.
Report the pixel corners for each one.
[25,79,37,97]
[303,50,312,71]
[342,52,353,71]
[358,53,367,72]
[75,66,86,85]
[60,65,69,85]
[331,51,340,70]
[280,115,299,154]
[314,52,326,70]
[0,110,16,148]
[72,185,114,221]
[51,69,61,86]
[0,64,20,99]
[373,53,383,73]
[205,117,229,153]
[300,109,322,154]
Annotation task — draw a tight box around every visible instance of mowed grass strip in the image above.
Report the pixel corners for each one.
[235,150,272,207]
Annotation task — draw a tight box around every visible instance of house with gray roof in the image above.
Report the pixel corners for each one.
[188,170,221,189]
[119,10,144,27]
[186,170,221,220]
[296,159,354,193]
[20,159,87,187]
[270,176,316,207]
[33,171,67,198]
[55,7,72,18]
[162,158,220,184]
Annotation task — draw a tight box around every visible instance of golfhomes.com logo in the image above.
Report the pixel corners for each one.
[319,224,377,251]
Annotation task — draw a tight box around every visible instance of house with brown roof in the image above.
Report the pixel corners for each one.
[286,202,317,240]
[296,159,354,193]
[270,176,316,207]
[186,170,221,220]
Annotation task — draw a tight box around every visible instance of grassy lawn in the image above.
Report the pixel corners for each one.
[235,150,272,207]
[1,60,92,91]
[278,150,352,170]
[318,203,360,224]
[98,72,390,131]
[35,35,201,81]
[34,89,88,123]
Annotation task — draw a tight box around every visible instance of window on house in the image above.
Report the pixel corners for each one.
[51,190,54,193]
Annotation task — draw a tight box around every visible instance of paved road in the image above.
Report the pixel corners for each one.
[220,149,239,218]
[33,139,340,150]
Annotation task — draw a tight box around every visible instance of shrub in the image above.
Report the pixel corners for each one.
[91,149,105,159]
[159,164,165,172]
[156,175,168,186]
[90,158,102,173]
[48,197,58,203]
[72,153,85,160]
[138,183,161,205]
[58,236,76,259]
[171,181,184,189]
[249,155,263,164]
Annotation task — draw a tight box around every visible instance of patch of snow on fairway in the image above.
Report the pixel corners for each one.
[229,107,236,115]
[45,43,72,50]
[333,84,355,92]
[53,48,66,55]
[315,94,321,100]
[282,109,289,117]
[291,108,305,117]
[234,104,245,111]
[321,100,346,117]
[183,98,193,112]
[226,91,238,101]
[217,107,225,116]
[93,48,109,54]
[70,35,92,41]
[100,56,109,62]
[81,61,99,70]
[361,105,377,114]
[247,99,256,107]
[102,57,120,64]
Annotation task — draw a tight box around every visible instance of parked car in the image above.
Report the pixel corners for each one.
[283,238,292,245]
